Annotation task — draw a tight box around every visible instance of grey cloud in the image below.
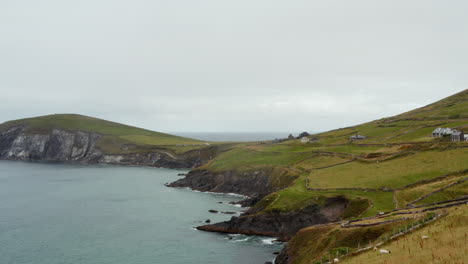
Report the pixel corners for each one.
[0,0,467,132]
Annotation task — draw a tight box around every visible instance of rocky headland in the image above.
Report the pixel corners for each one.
[0,126,215,168]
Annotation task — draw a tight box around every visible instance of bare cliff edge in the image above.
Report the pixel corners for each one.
[0,126,214,168]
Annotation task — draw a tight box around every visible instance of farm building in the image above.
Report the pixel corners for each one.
[451,130,465,142]
[432,127,454,137]
[349,134,367,141]
[300,137,310,143]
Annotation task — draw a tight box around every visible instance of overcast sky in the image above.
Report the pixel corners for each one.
[0,1,467,132]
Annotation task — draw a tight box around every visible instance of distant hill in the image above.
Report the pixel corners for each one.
[0,114,202,150]
[0,114,217,168]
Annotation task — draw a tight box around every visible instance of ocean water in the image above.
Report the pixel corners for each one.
[171,132,302,142]
[0,161,282,264]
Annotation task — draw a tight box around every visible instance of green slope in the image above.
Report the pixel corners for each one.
[200,89,468,217]
[196,90,466,264]
[317,89,468,144]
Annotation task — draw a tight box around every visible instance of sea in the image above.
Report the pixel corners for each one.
[0,160,283,264]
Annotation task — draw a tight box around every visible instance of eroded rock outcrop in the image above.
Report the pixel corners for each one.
[0,127,102,162]
[197,196,351,240]
[167,167,297,197]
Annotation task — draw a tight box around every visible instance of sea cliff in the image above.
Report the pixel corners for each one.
[0,126,214,168]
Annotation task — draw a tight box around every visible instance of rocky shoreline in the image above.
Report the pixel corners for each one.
[168,169,356,264]
[167,168,280,197]
[196,196,351,240]
[0,127,350,264]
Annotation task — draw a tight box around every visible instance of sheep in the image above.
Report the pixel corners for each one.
[373,247,378,251]
[333,258,339,263]
[379,249,391,254]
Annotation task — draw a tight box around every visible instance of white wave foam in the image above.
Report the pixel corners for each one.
[232,238,249,242]
[261,238,276,245]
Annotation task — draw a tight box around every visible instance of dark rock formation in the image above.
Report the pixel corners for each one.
[0,126,215,169]
[167,168,291,198]
[208,209,219,213]
[0,127,103,162]
[197,196,351,240]
[274,248,289,264]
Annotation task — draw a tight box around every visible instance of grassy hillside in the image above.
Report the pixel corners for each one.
[0,114,206,154]
[200,89,467,214]
[283,202,467,264]
[317,89,468,144]
[340,204,468,264]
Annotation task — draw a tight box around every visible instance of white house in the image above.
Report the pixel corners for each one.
[349,134,367,141]
[300,137,310,143]
[432,127,453,137]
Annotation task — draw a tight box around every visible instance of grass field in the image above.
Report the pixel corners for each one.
[341,205,468,264]
[395,175,467,208]
[283,203,468,264]
[415,180,468,206]
[308,148,468,189]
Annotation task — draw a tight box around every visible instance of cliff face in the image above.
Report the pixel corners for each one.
[196,196,350,240]
[168,169,274,197]
[0,126,213,168]
[169,168,352,240]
